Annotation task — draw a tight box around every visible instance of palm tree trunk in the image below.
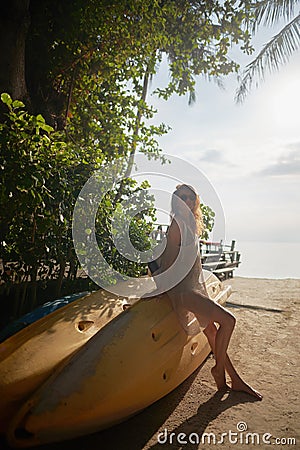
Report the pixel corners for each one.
[0,0,30,110]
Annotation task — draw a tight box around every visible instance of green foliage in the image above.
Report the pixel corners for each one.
[201,205,215,241]
[26,0,254,127]
[0,94,74,281]
[236,0,300,102]
[96,185,156,279]
[1,1,255,300]
[0,94,154,286]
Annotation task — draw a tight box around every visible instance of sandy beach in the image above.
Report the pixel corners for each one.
[1,276,299,450]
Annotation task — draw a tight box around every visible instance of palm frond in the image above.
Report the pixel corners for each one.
[235,12,300,103]
[188,90,196,106]
[252,0,299,31]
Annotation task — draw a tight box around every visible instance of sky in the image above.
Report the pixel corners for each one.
[145,20,300,245]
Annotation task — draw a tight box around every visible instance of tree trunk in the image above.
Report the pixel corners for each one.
[0,0,30,114]
[113,66,150,205]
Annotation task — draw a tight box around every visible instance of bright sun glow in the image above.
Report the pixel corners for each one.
[260,57,300,134]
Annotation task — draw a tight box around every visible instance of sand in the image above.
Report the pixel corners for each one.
[1,277,299,450]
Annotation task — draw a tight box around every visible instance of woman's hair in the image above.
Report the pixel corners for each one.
[171,184,204,237]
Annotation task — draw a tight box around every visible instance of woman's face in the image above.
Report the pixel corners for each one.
[176,187,196,212]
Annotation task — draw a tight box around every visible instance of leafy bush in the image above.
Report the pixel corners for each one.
[0,93,216,320]
[0,94,154,292]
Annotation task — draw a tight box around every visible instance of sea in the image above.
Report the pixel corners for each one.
[234,241,300,279]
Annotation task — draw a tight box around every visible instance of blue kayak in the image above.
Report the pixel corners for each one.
[0,291,90,343]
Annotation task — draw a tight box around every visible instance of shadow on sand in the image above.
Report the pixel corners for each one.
[147,388,259,450]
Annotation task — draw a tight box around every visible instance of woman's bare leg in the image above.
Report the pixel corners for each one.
[182,292,236,390]
[208,305,236,390]
[182,291,262,398]
[203,323,263,400]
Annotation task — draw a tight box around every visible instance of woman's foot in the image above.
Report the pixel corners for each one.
[231,378,263,400]
[211,365,227,390]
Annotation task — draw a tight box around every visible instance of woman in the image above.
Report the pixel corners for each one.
[155,184,262,400]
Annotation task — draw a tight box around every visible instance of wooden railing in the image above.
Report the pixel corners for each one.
[200,239,241,280]
[150,226,241,281]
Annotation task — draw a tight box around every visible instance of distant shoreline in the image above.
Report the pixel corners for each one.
[233,241,300,280]
[232,275,300,280]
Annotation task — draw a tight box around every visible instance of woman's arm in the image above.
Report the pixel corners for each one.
[160,219,181,272]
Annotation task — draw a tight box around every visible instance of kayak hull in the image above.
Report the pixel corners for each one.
[0,288,130,432]
[6,273,231,447]
[0,292,91,344]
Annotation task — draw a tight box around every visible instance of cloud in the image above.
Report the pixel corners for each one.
[256,147,300,177]
[198,149,223,162]
[197,149,235,167]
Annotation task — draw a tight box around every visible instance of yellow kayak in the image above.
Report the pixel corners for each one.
[6,272,231,447]
[0,284,137,432]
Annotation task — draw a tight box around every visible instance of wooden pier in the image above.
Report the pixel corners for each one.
[150,226,241,281]
[200,239,241,280]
